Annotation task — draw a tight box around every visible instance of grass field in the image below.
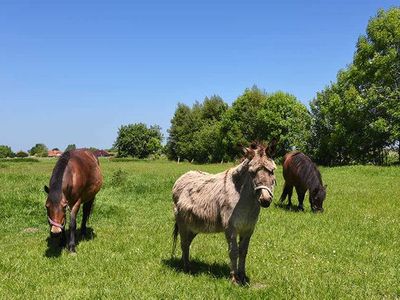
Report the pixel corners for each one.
[0,158,399,299]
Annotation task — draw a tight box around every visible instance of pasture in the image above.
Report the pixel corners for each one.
[0,158,399,299]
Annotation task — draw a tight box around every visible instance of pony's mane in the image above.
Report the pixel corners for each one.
[291,151,322,188]
[49,151,71,203]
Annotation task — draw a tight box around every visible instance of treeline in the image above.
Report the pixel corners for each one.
[166,7,400,165]
[166,90,310,162]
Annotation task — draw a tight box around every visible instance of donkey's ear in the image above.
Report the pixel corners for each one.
[243,147,255,160]
[44,185,49,194]
[266,138,278,157]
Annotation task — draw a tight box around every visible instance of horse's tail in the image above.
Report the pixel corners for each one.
[172,222,179,257]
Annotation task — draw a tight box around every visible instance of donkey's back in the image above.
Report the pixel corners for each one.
[173,170,228,233]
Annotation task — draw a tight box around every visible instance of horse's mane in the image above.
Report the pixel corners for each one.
[49,151,71,203]
[290,151,322,189]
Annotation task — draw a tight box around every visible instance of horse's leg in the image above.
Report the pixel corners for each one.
[295,186,305,211]
[225,228,239,284]
[287,185,294,208]
[69,200,81,252]
[238,233,252,285]
[81,198,94,238]
[180,229,196,273]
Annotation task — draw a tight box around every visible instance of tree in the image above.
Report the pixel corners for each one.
[15,151,29,158]
[166,95,228,162]
[221,87,311,159]
[113,123,163,158]
[0,145,14,158]
[65,144,76,152]
[29,143,48,157]
[310,7,400,165]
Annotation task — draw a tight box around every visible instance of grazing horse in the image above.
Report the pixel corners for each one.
[279,151,326,212]
[172,141,277,285]
[44,149,103,252]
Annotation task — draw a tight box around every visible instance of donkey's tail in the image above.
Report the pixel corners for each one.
[172,222,179,257]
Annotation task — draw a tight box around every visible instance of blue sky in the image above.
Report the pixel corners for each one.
[1,0,398,151]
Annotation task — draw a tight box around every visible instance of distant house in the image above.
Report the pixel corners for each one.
[48,149,63,157]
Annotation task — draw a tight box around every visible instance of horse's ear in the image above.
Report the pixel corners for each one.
[44,185,49,194]
[243,147,255,160]
[266,138,278,158]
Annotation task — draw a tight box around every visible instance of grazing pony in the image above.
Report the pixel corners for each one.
[44,149,103,252]
[279,151,326,212]
[172,141,277,285]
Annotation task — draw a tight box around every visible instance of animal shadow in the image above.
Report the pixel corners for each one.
[275,201,305,212]
[162,257,230,279]
[44,227,96,258]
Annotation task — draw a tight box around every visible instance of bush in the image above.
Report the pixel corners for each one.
[15,151,29,158]
[0,145,14,158]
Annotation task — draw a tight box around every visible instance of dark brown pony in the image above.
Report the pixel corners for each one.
[44,149,103,252]
[279,151,326,212]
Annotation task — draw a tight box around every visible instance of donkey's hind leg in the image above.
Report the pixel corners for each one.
[81,198,94,238]
[180,229,197,273]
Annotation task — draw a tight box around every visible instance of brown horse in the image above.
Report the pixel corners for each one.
[279,151,326,212]
[44,149,102,252]
[172,141,277,285]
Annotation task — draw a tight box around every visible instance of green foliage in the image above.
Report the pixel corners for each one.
[0,159,399,298]
[167,95,227,163]
[221,87,311,159]
[15,150,29,158]
[114,123,163,158]
[0,145,14,158]
[65,144,76,152]
[310,7,400,165]
[29,143,48,157]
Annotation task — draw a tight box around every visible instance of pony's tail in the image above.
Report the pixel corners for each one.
[172,222,179,257]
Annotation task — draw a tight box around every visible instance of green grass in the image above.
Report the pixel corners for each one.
[0,159,399,299]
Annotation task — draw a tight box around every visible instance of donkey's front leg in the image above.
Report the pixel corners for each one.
[69,200,81,253]
[225,229,239,284]
[238,234,252,285]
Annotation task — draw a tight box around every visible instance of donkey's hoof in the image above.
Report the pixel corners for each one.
[68,245,76,253]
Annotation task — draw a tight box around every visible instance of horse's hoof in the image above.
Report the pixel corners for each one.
[298,206,304,211]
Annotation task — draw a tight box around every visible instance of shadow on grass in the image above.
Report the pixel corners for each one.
[274,201,305,212]
[44,227,96,258]
[162,257,230,279]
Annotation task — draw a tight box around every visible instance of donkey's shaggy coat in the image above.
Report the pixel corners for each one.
[172,141,277,285]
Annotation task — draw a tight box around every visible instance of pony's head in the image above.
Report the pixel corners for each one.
[244,139,277,208]
[44,185,67,234]
[310,184,327,212]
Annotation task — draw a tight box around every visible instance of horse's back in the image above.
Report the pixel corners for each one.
[63,150,103,202]
[283,151,310,186]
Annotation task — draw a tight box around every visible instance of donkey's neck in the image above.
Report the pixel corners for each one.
[230,159,253,193]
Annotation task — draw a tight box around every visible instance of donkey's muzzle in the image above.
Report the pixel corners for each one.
[259,199,271,208]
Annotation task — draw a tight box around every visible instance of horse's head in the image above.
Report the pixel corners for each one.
[310,184,327,212]
[244,139,277,208]
[44,185,67,235]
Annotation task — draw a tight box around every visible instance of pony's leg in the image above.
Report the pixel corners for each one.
[279,182,288,203]
[69,200,82,252]
[287,185,294,208]
[180,229,196,273]
[225,228,239,284]
[238,233,252,285]
[295,187,305,211]
[81,199,94,238]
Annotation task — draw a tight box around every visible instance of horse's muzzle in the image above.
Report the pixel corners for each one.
[259,199,272,208]
[50,226,63,234]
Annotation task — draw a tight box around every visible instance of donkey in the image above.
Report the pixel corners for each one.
[44,149,103,252]
[172,141,277,285]
[279,151,326,212]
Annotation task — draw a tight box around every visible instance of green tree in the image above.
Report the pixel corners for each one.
[114,123,163,158]
[167,95,227,162]
[310,7,400,165]
[29,143,48,157]
[15,150,29,158]
[65,144,76,152]
[0,145,14,158]
[221,87,311,159]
